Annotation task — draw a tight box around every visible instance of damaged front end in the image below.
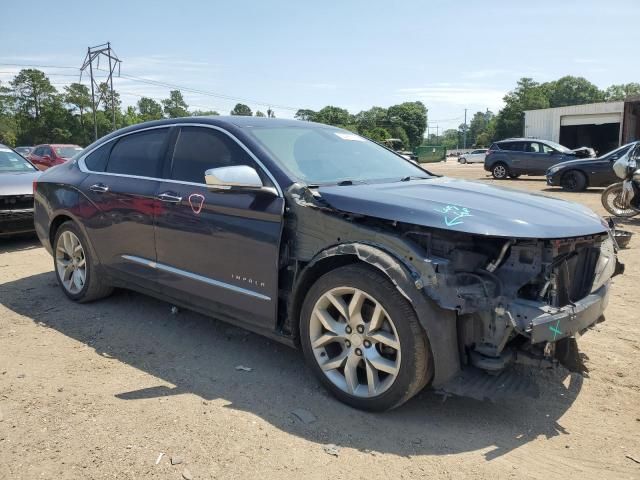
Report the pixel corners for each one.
[429,231,621,376]
[281,181,623,401]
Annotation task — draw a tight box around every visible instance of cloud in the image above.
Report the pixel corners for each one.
[396,84,506,110]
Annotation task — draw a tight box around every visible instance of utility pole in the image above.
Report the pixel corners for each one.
[80,42,122,140]
[463,108,468,150]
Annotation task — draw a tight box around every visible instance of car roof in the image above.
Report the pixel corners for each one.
[497,138,539,142]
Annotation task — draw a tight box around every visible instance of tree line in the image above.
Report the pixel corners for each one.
[0,69,637,151]
[0,68,276,147]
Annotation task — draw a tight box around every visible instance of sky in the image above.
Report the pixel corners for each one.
[1,0,639,131]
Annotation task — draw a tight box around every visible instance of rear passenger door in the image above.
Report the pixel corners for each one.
[153,126,284,329]
[79,127,172,289]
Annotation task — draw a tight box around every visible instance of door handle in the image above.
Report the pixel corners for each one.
[89,183,109,193]
[157,192,183,203]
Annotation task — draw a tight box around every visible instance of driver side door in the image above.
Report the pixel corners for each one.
[153,126,284,329]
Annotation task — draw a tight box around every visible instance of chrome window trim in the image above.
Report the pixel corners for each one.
[122,255,271,301]
[77,123,283,197]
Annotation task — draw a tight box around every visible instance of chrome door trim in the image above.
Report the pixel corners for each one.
[77,123,283,197]
[121,255,271,301]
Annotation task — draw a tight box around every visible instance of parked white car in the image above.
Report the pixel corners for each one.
[459,149,488,164]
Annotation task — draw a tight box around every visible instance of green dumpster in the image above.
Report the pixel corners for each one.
[414,145,446,163]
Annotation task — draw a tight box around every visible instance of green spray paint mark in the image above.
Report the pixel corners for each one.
[549,320,562,340]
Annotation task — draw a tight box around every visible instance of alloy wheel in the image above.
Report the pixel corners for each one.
[55,230,87,294]
[309,287,401,398]
[493,164,507,179]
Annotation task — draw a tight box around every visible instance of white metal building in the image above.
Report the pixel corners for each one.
[524,99,640,154]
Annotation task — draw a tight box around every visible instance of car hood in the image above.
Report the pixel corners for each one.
[0,170,40,196]
[549,157,607,170]
[318,177,606,238]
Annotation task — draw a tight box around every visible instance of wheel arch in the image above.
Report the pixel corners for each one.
[48,210,103,266]
[289,242,460,387]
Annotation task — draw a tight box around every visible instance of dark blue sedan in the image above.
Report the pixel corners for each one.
[34,117,619,410]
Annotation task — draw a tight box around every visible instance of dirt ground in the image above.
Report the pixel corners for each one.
[1,160,639,480]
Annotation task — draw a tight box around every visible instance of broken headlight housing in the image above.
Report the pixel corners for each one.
[591,236,616,293]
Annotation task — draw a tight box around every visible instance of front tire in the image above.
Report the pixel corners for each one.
[491,162,509,179]
[601,183,640,218]
[560,170,587,192]
[300,264,431,411]
[459,157,467,164]
[53,221,113,302]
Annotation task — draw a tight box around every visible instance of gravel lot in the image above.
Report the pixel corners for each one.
[1,160,639,479]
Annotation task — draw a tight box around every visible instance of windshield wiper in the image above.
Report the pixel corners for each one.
[400,175,431,182]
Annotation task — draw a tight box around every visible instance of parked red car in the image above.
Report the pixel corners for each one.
[29,144,83,170]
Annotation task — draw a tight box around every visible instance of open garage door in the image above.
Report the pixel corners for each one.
[559,113,621,155]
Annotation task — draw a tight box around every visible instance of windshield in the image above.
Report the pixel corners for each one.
[601,143,633,160]
[0,148,37,173]
[247,126,429,184]
[54,146,83,158]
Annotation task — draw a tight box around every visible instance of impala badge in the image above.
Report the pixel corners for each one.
[188,193,205,215]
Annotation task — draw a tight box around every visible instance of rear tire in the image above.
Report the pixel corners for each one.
[560,170,587,192]
[491,162,509,179]
[300,264,431,411]
[53,221,113,303]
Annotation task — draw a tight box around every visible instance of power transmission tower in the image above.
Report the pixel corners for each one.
[80,42,122,140]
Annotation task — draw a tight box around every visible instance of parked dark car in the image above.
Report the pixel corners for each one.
[484,138,594,179]
[0,144,40,236]
[546,142,639,191]
[29,144,83,171]
[34,117,620,410]
[14,146,33,158]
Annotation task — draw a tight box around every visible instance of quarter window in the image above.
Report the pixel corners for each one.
[84,143,111,172]
[169,127,257,184]
[106,128,169,177]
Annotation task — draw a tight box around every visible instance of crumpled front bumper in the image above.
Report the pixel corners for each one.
[509,281,610,344]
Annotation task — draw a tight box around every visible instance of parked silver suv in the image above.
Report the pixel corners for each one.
[485,138,579,179]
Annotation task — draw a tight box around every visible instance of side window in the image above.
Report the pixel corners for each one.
[170,127,258,184]
[84,143,112,172]
[541,143,555,154]
[42,146,53,156]
[106,128,169,177]
[526,142,541,153]
[500,142,522,151]
[32,147,42,156]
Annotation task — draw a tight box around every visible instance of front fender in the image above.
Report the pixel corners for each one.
[298,242,460,387]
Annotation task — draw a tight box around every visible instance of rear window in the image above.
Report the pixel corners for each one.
[55,146,83,158]
[106,128,169,177]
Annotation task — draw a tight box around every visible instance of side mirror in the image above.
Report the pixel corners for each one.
[204,165,264,190]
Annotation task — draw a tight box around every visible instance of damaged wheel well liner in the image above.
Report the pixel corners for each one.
[288,242,460,387]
